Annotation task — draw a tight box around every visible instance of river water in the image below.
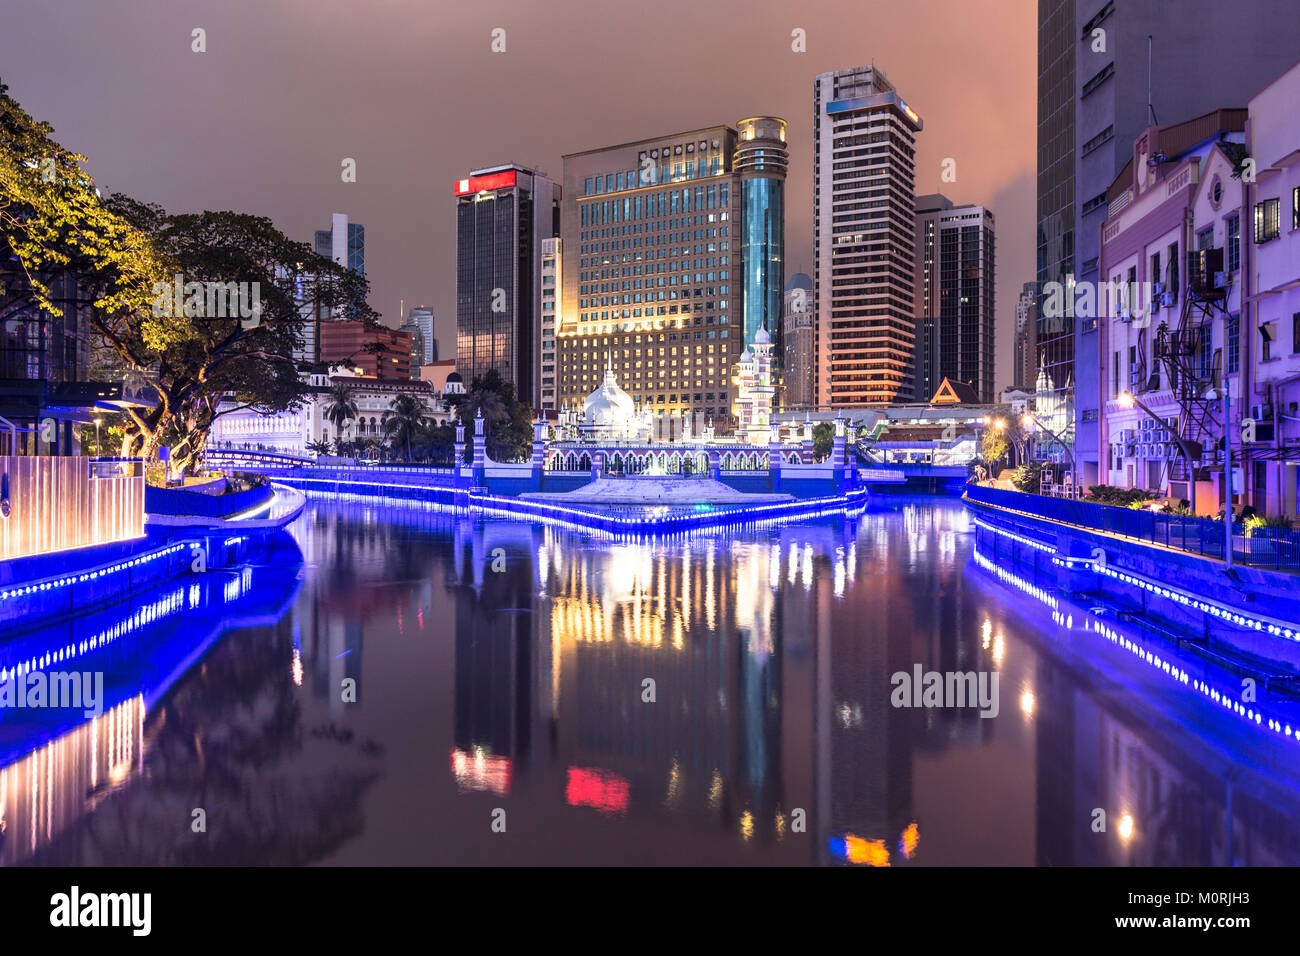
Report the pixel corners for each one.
[3,494,1299,866]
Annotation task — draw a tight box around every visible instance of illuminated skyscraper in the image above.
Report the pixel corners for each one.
[813,65,921,408]
[557,119,785,434]
[455,165,560,406]
[913,194,996,403]
[735,117,788,379]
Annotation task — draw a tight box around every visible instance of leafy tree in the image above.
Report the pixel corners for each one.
[980,427,1011,468]
[461,369,533,462]
[416,421,458,464]
[0,82,161,326]
[812,422,834,461]
[381,393,428,461]
[1009,462,1042,494]
[1,83,378,476]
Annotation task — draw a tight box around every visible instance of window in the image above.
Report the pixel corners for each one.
[1166,242,1178,295]
[1254,198,1280,243]
[1196,226,1214,251]
[1082,62,1114,97]
[1226,214,1240,272]
[1294,187,1300,230]
[1294,313,1300,354]
[1228,315,1241,373]
[1262,322,1277,362]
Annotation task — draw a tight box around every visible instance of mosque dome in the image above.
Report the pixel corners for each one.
[754,326,771,345]
[584,366,637,428]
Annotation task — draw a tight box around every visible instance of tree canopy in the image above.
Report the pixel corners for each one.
[1,82,379,475]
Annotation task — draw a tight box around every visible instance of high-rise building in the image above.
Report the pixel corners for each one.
[397,318,425,379]
[320,321,412,380]
[814,66,921,408]
[1013,282,1037,391]
[1038,0,1300,482]
[557,121,785,434]
[315,213,365,276]
[455,165,560,407]
[408,307,437,364]
[539,238,561,410]
[735,117,789,376]
[1035,0,1076,462]
[912,194,996,403]
[782,273,814,409]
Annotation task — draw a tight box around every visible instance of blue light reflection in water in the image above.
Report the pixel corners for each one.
[2,497,1299,866]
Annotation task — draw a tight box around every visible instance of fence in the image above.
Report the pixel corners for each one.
[0,456,145,561]
[965,482,1300,571]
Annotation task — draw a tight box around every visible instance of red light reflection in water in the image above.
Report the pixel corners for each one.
[565,766,629,816]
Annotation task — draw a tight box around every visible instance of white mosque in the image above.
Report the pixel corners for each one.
[556,332,775,447]
[566,363,653,442]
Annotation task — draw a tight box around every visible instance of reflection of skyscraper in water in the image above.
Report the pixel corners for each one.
[815,511,918,865]
[536,531,812,852]
[450,521,541,783]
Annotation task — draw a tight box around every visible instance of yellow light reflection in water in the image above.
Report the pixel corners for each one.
[708,768,723,808]
[993,633,1005,663]
[900,822,920,859]
[740,810,754,841]
[844,835,891,866]
[1119,814,1135,841]
[1021,690,1035,716]
[664,758,681,807]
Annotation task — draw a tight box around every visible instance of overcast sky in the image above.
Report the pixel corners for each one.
[2,0,1035,391]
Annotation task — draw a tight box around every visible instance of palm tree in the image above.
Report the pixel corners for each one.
[461,389,506,429]
[381,393,429,461]
[306,438,331,458]
[324,382,358,442]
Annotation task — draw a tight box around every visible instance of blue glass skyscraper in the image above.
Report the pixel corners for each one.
[735,117,788,391]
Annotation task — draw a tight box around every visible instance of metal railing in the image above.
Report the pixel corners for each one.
[964,482,1300,572]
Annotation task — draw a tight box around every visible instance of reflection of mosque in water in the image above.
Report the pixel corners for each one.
[453,526,796,852]
[445,512,909,859]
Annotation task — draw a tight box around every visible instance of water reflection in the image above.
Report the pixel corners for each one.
[2,498,1299,865]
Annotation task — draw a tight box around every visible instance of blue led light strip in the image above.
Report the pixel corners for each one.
[974,543,1300,745]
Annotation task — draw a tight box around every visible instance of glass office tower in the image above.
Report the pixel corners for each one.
[735,117,788,390]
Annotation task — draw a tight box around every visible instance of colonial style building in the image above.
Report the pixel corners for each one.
[210,370,458,457]
[1097,109,1246,508]
[1097,60,1300,519]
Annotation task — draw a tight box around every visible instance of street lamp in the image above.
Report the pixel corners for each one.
[1205,386,1234,569]
[94,417,102,457]
[1116,390,1206,516]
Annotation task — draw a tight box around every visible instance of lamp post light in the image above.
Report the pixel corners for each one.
[1116,390,1205,516]
[94,417,102,456]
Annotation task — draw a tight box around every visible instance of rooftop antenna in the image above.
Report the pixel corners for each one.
[1147,35,1158,126]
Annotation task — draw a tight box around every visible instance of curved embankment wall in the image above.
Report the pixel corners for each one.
[965,489,1300,674]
